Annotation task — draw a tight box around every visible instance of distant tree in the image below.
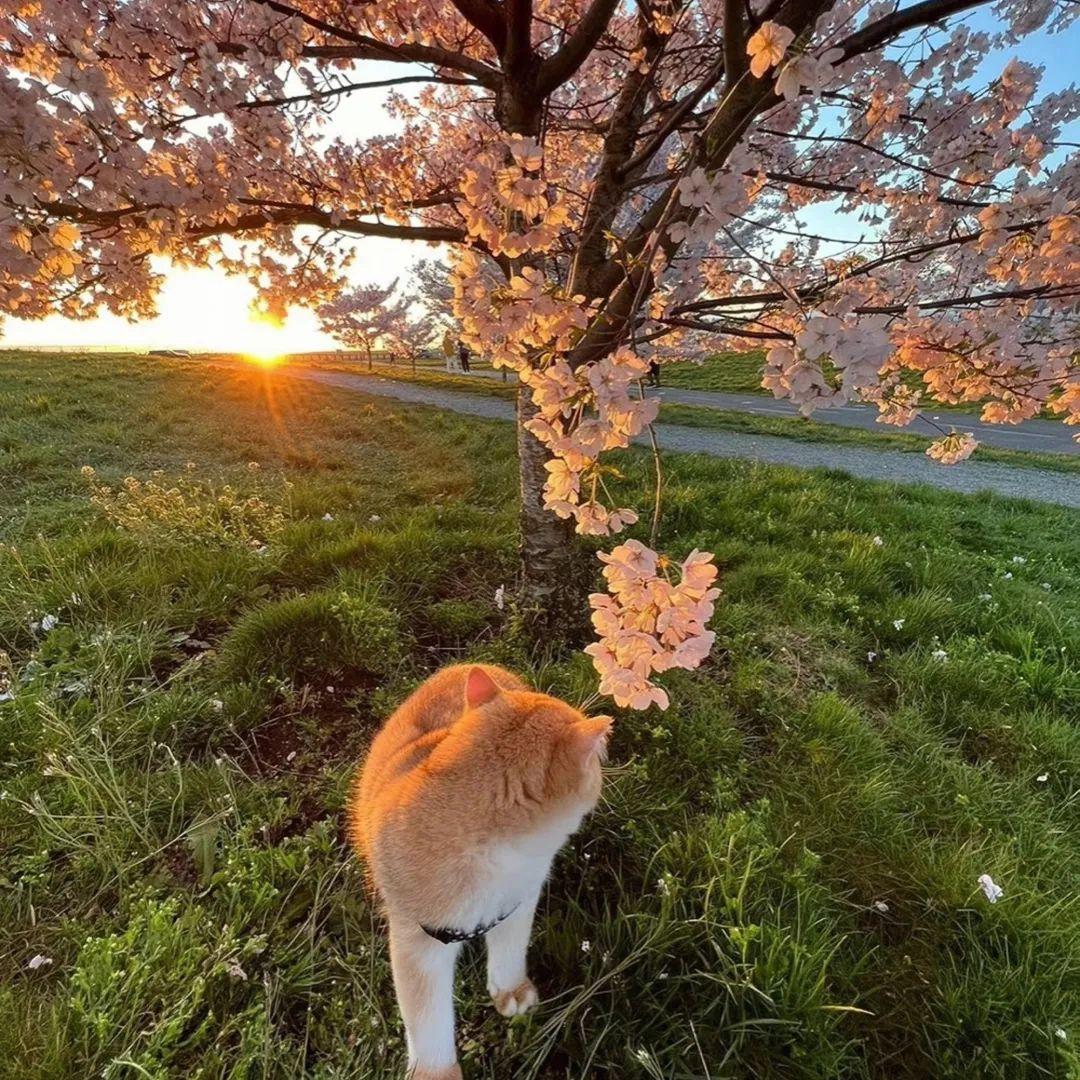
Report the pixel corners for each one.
[317,281,406,369]
[392,310,438,373]
[1,0,1077,705]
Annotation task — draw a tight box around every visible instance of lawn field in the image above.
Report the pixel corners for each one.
[300,357,1080,474]
[1,352,1079,1079]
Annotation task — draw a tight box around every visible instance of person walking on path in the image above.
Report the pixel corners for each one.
[458,342,471,373]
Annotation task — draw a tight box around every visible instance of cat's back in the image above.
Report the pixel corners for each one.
[349,663,523,855]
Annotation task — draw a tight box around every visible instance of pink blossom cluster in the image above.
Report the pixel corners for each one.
[926,432,979,464]
[763,314,893,415]
[584,542,720,710]
[525,348,660,536]
[459,136,570,258]
[452,259,657,536]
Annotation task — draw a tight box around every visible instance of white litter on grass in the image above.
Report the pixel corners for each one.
[285,750,297,763]
[1037,773,1049,783]
[209,698,224,712]
[369,514,381,523]
[872,536,884,547]
[977,874,1004,903]
[867,651,877,663]
[872,900,890,914]
[322,513,334,521]
[27,954,53,970]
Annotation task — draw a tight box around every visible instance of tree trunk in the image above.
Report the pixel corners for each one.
[516,383,583,630]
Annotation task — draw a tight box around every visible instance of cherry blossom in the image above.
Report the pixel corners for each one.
[926,432,979,464]
[584,542,719,709]
[747,22,795,78]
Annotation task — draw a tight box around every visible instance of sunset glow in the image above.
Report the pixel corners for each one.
[0,261,387,353]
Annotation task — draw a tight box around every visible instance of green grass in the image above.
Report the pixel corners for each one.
[299,356,1080,474]
[2,352,1079,1079]
[657,350,768,393]
[660,403,1080,474]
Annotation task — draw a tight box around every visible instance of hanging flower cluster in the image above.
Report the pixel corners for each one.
[926,431,979,464]
[459,136,570,257]
[763,314,894,415]
[525,348,660,535]
[584,541,720,709]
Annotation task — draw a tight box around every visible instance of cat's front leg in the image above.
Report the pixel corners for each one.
[388,919,463,1080]
[485,886,542,1017]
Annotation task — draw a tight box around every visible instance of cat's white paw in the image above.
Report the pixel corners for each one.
[491,977,539,1017]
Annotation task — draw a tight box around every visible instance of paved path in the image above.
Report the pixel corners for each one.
[459,367,1078,455]
[273,367,1080,510]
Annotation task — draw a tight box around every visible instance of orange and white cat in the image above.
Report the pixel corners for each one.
[350,663,611,1080]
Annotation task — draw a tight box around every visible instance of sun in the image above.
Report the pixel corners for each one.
[242,312,291,366]
[246,349,283,366]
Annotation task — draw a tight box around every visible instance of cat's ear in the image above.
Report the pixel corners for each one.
[465,666,501,709]
[568,715,613,763]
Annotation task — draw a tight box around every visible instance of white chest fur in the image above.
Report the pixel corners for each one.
[452,807,586,927]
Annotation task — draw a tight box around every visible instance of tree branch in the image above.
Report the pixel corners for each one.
[238,75,479,110]
[446,0,507,52]
[504,0,534,71]
[834,0,987,61]
[536,0,621,94]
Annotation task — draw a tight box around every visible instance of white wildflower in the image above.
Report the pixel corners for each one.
[892,619,905,630]
[209,698,224,712]
[369,514,381,523]
[977,873,1004,903]
[322,512,334,521]
[1055,1028,1067,1041]
[1011,556,1026,564]
[931,649,948,662]
[494,585,506,611]
[580,940,591,953]
[867,651,877,663]
[978,593,992,601]
[1041,582,1051,591]
[1002,572,1013,580]
[872,536,884,547]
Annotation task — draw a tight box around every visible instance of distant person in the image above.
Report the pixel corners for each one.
[441,330,456,373]
[648,360,661,387]
[458,342,471,373]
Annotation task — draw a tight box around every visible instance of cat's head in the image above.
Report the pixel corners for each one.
[461,666,612,820]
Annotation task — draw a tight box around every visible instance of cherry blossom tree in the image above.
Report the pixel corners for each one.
[391,310,438,372]
[317,280,406,367]
[1,0,1077,707]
